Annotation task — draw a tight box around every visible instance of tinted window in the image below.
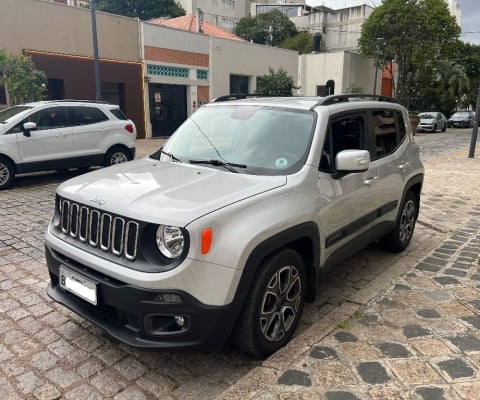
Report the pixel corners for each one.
[73,106,108,125]
[110,108,128,120]
[321,113,367,172]
[29,107,69,129]
[372,109,397,158]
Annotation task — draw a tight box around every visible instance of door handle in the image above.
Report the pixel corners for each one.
[364,176,379,185]
[398,162,411,171]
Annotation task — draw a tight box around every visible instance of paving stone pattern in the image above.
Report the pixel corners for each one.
[0,131,479,400]
[217,130,480,400]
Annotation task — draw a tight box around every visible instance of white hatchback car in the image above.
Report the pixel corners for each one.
[0,100,136,189]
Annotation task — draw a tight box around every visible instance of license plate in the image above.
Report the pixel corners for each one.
[59,266,97,305]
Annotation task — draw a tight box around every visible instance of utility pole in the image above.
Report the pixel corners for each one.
[468,84,480,158]
[91,0,101,101]
[373,38,384,95]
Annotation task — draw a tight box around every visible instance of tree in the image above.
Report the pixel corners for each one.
[453,41,480,111]
[0,51,46,105]
[256,67,298,95]
[234,9,297,47]
[358,0,460,108]
[280,31,314,54]
[93,0,185,20]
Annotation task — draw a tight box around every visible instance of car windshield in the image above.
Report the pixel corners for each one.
[161,105,315,176]
[419,113,435,119]
[451,112,470,118]
[0,106,32,123]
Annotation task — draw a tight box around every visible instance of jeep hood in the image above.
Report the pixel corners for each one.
[57,158,287,226]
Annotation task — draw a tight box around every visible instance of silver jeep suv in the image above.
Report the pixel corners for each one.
[45,94,424,357]
[0,100,136,190]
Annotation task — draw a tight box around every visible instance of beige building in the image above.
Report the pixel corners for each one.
[0,0,300,139]
[141,17,299,137]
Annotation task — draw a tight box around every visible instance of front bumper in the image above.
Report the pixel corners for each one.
[448,121,469,128]
[45,245,242,350]
[416,124,435,132]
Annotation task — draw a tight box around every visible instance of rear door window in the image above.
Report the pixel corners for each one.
[73,106,108,126]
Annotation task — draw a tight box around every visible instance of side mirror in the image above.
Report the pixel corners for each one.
[22,121,37,137]
[335,149,370,172]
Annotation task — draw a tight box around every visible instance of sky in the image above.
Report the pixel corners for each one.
[308,0,480,45]
[459,0,480,45]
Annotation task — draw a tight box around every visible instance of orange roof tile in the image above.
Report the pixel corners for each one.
[149,15,245,42]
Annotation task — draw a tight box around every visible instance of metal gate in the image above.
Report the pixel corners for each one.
[149,84,187,137]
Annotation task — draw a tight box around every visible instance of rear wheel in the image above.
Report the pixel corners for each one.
[104,147,130,167]
[231,248,306,357]
[0,157,15,190]
[442,123,447,132]
[380,191,418,252]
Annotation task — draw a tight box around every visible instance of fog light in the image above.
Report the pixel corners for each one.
[153,293,182,303]
[174,315,185,327]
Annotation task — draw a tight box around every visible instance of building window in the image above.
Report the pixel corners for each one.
[147,64,189,78]
[222,18,235,30]
[197,70,208,80]
[223,0,234,10]
[230,75,249,94]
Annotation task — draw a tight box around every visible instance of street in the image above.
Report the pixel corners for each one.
[0,128,478,400]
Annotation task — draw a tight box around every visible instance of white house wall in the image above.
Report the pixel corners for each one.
[209,37,299,98]
[143,22,210,55]
[298,51,375,96]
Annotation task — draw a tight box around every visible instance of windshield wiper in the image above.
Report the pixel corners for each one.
[189,159,247,173]
[151,148,181,162]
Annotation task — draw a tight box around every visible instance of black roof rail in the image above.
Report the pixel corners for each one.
[45,99,110,104]
[211,93,290,102]
[311,94,397,109]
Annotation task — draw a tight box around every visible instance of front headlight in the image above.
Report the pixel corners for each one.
[156,225,185,258]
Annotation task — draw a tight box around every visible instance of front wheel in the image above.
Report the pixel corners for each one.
[380,191,418,252]
[230,248,306,358]
[104,147,130,167]
[0,157,15,190]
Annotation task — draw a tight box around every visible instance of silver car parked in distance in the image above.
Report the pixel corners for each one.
[416,111,447,133]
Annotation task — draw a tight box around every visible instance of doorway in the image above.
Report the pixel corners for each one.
[149,84,187,137]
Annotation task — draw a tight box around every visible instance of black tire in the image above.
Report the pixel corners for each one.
[442,124,446,132]
[0,157,15,190]
[432,124,437,133]
[380,191,418,253]
[104,147,130,167]
[230,248,306,358]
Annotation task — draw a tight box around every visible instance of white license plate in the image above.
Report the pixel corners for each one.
[59,266,97,305]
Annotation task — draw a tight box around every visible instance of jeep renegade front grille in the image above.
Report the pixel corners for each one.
[58,198,139,261]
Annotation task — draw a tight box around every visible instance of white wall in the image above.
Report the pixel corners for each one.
[209,37,299,98]
[298,51,375,96]
[142,22,209,55]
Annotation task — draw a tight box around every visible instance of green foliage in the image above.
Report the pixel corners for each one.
[346,84,365,94]
[452,41,480,111]
[0,51,46,105]
[280,31,314,54]
[358,0,460,108]
[93,0,185,20]
[416,60,469,115]
[256,67,298,96]
[234,9,297,47]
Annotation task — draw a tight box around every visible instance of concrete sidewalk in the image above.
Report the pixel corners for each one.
[215,149,480,400]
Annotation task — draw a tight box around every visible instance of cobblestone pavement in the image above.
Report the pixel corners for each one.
[0,130,478,399]
[217,130,480,400]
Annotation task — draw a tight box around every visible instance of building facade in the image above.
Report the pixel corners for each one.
[1,0,146,137]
